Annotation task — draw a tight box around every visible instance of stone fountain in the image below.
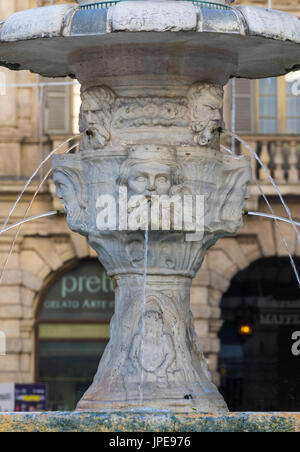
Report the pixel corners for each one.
[0,0,299,419]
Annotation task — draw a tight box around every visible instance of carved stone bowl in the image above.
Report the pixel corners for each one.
[0,2,299,82]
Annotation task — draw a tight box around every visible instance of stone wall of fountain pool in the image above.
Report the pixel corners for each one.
[1,411,300,432]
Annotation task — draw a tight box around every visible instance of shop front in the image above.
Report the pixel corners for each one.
[219,257,300,411]
[35,259,114,411]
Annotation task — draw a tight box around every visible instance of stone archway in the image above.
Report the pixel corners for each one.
[34,256,115,410]
[190,214,300,386]
[0,232,95,386]
[218,256,300,411]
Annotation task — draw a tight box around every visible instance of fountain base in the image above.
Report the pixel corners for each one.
[0,411,299,432]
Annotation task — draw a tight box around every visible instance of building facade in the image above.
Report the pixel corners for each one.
[0,0,299,411]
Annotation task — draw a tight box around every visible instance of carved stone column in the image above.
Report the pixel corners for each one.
[52,45,251,412]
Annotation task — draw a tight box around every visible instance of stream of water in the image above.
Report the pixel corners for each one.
[247,211,300,228]
[221,142,300,288]
[226,130,300,247]
[139,227,149,406]
[0,211,60,235]
[0,141,79,285]
[1,135,80,233]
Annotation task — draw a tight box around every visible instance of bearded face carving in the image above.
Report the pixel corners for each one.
[79,86,116,150]
[52,156,88,235]
[188,83,224,148]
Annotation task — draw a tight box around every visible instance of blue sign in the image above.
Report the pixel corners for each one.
[14,384,47,412]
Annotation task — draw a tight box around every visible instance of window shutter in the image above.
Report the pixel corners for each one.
[235,78,254,134]
[44,77,71,135]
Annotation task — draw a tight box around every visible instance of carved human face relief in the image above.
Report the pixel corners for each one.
[54,171,75,207]
[53,167,87,234]
[79,87,115,150]
[127,162,172,197]
[188,83,224,147]
[142,311,164,337]
[80,97,107,149]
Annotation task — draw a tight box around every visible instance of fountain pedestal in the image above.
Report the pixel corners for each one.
[77,274,227,411]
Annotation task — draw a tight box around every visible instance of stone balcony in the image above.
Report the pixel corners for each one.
[230,135,300,209]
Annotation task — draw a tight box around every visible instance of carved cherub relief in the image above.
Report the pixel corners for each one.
[79,86,116,150]
[188,83,224,148]
[127,306,176,387]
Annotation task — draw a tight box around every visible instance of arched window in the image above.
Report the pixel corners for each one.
[35,259,114,411]
[218,257,300,412]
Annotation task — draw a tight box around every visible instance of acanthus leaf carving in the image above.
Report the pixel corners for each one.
[112,97,189,129]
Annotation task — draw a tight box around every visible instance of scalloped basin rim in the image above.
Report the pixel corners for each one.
[0,3,299,79]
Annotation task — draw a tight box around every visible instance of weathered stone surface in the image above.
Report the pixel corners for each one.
[1,5,73,42]
[20,288,35,308]
[21,271,43,292]
[20,250,50,279]
[0,411,300,432]
[237,5,300,44]
[20,354,31,372]
[0,354,19,372]
[0,3,299,80]
[194,320,209,337]
[22,238,63,271]
[0,320,20,338]
[5,338,32,354]
[0,305,22,319]
[112,1,197,32]
[190,303,211,320]
[0,286,20,304]
[52,79,251,413]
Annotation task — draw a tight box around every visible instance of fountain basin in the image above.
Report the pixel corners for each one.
[0,3,299,79]
[0,411,300,432]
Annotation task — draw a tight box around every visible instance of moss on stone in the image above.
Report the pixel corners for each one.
[0,411,299,432]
